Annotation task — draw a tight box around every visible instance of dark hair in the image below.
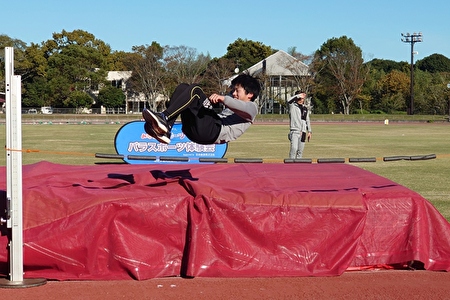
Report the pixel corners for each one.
[231,74,261,101]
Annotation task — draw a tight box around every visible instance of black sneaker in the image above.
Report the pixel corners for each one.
[144,123,171,144]
[142,109,169,134]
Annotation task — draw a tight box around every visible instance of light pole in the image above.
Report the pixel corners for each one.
[401,32,423,115]
[447,83,450,119]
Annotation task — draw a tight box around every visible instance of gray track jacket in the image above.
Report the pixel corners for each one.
[215,96,258,144]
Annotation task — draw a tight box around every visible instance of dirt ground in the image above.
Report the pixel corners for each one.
[1,270,449,299]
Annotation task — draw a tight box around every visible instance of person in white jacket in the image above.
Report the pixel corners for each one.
[142,74,260,145]
[288,91,312,158]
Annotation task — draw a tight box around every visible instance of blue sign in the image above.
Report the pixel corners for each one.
[114,121,228,164]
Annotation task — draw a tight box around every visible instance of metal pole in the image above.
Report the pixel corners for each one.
[0,47,47,288]
[447,83,450,119]
[410,42,414,115]
[401,32,423,115]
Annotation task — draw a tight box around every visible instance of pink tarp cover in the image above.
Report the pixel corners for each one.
[0,161,449,280]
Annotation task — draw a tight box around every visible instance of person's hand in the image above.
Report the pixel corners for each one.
[209,94,225,104]
[298,93,307,99]
[307,132,312,142]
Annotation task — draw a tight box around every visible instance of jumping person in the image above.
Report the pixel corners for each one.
[288,91,312,158]
[142,74,261,145]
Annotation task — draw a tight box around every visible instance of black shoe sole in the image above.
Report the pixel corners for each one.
[144,123,170,144]
[142,109,168,134]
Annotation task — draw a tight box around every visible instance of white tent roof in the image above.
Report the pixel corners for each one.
[224,50,309,86]
[107,71,132,81]
[246,50,309,77]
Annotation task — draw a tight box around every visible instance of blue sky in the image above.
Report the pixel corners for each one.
[3,0,449,63]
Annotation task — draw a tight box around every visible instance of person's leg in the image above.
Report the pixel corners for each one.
[164,84,205,120]
[297,142,305,158]
[296,132,307,158]
[143,84,221,144]
[158,83,191,131]
[289,131,300,159]
[180,107,221,144]
[168,83,190,103]
[143,84,205,135]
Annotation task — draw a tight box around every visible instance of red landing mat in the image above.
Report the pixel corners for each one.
[1,161,449,280]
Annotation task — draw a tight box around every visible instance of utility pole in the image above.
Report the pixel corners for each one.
[447,83,450,120]
[401,32,423,115]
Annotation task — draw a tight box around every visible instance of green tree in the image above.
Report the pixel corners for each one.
[124,42,165,111]
[0,35,29,91]
[40,29,110,107]
[23,43,48,78]
[65,90,94,110]
[376,70,410,113]
[23,76,50,107]
[97,86,126,109]
[414,70,450,114]
[313,36,370,114]
[224,38,275,71]
[163,45,210,86]
[21,43,51,107]
[361,68,383,112]
[107,50,130,71]
[368,58,409,74]
[202,57,236,95]
[416,54,450,73]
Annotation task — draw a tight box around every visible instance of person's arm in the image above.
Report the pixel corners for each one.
[287,94,299,104]
[306,111,312,141]
[222,96,258,121]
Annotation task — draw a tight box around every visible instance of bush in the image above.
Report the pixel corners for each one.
[370,110,387,114]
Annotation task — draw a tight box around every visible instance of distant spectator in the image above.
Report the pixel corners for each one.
[287,91,312,158]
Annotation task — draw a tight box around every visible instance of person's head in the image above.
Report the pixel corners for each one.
[231,74,261,102]
[295,91,306,104]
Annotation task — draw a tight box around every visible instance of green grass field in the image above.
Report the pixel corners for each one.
[1,119,449,221]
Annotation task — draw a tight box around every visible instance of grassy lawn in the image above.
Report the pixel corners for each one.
[0,119,449,221]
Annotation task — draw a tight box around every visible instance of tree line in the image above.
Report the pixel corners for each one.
[1,29,450,115]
